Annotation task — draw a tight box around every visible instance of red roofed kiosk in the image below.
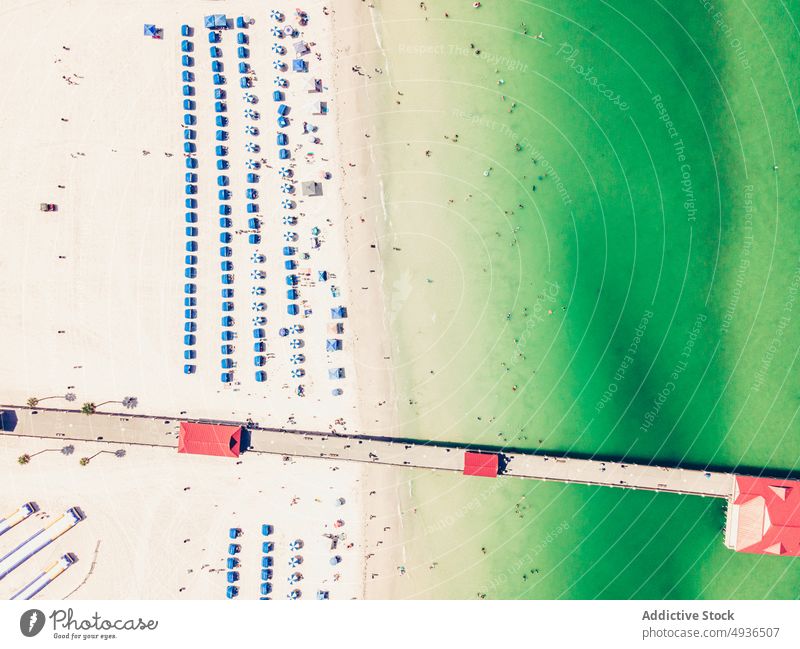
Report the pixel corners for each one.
[178,422,242,458]
[725,475,800,556]
[463,451,499,478]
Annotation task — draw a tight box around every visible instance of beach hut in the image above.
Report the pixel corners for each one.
[184,349,196,358]
[226,586,238,599]
[185,267,197,279]
[184,334,196,345]
[217,175,229,186]
[254,341,266,353]
[183,364,195,375]
[215,101,226,113]
[185,296,197,306]
[221,288,234,298]
[185,226,198,237]
[217,158,229,169]
[183,114,195,126]
[219,189,231,200]
[326,339,342,352]
[216,116,228,127]
[285,260,297,270]
[221,372,233,383]
[221,273,233,285]
[245,203,258,213]
[221,316,234,328]
[182,85,194,96]
[287,304,299,316]
[184,321,197,333]
[185,198,197,208]
[184,184,196,195]
[221,331,234,342]
[185,172,197,182]
[292,59,307,72]
[181,55,193,67]
[221,359,233,370]
[254,355,266,367]
[220,232,232,243]
[181,40,193,52]
[219,205,231,215]
[183,99,195,110]
[215,145,227,156]
[239,62,251,74]
[249,234,261,244]
[294,41,310,56]
[245,188,258,199]
[221,261,233,271]
[285,275,298,286]
[301,181,322,196]
[282,246,296,256]
[253,328,266,339]
[185,213,197,223]
[219,218,232,229]
[204,14,228,29]
[247,218,259,229]
[328,368,345,380]
[220,246,232,257]
[185,252,198,264]
[236,16,247,29]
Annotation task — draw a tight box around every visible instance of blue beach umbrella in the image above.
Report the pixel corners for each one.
[244,108,257,119]
[251,286,266,295]
[252,316,266,326]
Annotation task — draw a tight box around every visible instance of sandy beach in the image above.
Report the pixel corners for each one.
[0,0,405,600]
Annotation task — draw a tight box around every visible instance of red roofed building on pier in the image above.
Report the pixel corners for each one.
[463,451,499,478]
[178,422,241,458]
[725,475,800,556]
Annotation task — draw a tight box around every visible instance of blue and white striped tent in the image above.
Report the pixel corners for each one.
[204,14,228,29]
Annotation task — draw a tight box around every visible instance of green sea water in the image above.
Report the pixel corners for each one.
[366,0,800,598]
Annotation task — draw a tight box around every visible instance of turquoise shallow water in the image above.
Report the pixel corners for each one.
[366,0,800,598]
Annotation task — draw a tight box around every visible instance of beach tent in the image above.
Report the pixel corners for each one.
[326,339,342,352]
[204,14,228,29]
[463,452,499,478]
[292,59,307,72]
[331,306,347,319]
[328,368,345,380]
[178,422,241,458]
[143,24,158,37]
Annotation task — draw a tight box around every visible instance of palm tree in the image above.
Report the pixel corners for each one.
[18,454,30,465]
[80,449,126,466]
[26,397,39,408]
[81,402,97,415]
[79,457,90,466]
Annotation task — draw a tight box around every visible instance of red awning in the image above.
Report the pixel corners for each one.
[178,422,241,458]
[463,451,498,478]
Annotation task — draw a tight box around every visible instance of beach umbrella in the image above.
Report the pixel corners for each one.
[274,76,287,87]
[251,254,265,264]
[271,26,283,37]
[289,324,304,334]
[287,589,300,600]
[245,142,259,153]
[273,60,285,70]
[244,124,258,135]
[281,199,294,209]
[251,286,266,295]
[290,354,305,365]
[244,108,256,119]
[251,270,266,280]
[270,10,284,21]
[243,92,255,103]
[291,368,305,378]
[334,519,345,528]
[245,159,258,170]
[282,215,297,226]
[289,539,304,551]
[330,555,341,566]
[289,338,303,349]
[311,227,321,236]
[335,497,346,507]
[287,572,302,584]
[288,556,302,568]
[252,316,267,326]
[284,25,295,36]
[279,328,289,337]
[283,232,297,241]
[280,183,293,193]
[272,43,285,54]
[278,167,291,178]
[252,302,266,311]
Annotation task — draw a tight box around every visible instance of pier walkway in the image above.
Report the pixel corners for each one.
[1,406,735,499]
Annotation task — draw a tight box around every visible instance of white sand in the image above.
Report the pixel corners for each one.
[0,0,407,599]
[0,435,373,600]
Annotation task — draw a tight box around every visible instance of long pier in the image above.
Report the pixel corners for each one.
[1,406,734,499]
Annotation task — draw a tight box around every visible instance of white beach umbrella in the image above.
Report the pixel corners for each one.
[245,142,258,153]
[251,285,266,295]
[273,60,285,70]
[245,159,259,170]
[290,354,305,365]
[281,199,294,209]
[288,324,304,334]
[289,338,302,349]
[290,368,305,378]
[252,302,266,311]
[274,76,287,87]
[272,43,285,54]
[283,231,297,241]
[280,183,293,193]
[244,125,258,135]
